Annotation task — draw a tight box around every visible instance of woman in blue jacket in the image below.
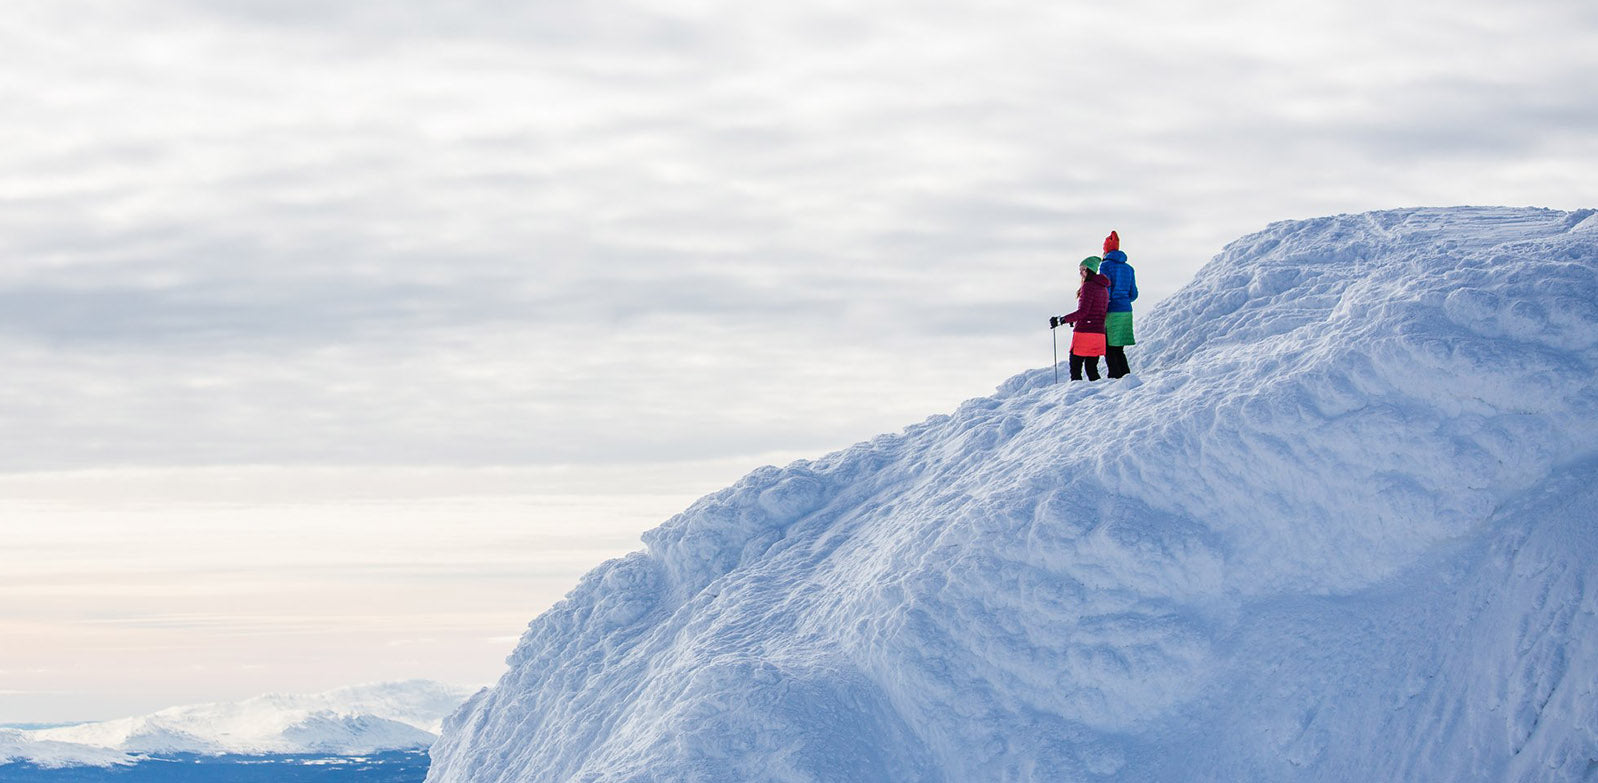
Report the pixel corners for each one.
[1099,231,1138,378]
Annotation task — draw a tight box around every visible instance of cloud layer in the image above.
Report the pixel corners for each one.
[1,0,1594,472]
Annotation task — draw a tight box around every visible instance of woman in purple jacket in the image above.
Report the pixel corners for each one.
[1050,256,1111,381]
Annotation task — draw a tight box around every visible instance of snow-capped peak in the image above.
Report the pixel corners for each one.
[4,679,477,768]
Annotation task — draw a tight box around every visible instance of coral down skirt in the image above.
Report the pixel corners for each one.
[1070,332,1106,357]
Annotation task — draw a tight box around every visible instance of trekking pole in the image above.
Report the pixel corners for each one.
[1052,325,1059,384]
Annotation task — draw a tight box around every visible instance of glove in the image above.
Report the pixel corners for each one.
[1049,316,1060,329]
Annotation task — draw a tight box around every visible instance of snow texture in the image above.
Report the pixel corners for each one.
[427,206,1598,782]
[1,680,473,768]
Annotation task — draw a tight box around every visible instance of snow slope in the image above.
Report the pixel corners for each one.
[0,732,128,769]
[427,207,1598,782]
[2,680,474,768]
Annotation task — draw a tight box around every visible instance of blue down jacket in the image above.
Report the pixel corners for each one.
[1099,250,1138,313]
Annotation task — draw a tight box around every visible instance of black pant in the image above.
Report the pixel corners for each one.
[1105,346,1130,378]
[1070,353,1100,381]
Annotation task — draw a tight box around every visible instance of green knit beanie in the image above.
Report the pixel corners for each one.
[1080,256,1102,274]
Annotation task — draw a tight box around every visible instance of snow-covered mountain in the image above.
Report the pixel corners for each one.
[0,732,129,770]
[2,680,475,768]
[427,207,1598,782]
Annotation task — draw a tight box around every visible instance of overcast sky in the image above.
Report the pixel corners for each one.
[3,0,1595,721]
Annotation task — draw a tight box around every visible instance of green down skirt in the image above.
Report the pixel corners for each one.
[1105,311,1135,347]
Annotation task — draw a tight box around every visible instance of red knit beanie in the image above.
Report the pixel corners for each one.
[1103,230,1120,253]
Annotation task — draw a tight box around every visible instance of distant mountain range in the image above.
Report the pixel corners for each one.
[1,680,476,768]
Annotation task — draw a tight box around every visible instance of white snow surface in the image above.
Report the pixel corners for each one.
[0,731,129,769]
[431,206,1598,782]
[2,680,474,768]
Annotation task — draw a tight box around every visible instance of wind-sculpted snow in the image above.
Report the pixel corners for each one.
[428,207,1598,782]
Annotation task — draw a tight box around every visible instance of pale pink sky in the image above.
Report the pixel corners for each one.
[0,462,782,722]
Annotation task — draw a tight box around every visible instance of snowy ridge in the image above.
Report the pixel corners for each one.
[2,680,475,768]
[428,206,1598,782]
[0,731,129,769]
